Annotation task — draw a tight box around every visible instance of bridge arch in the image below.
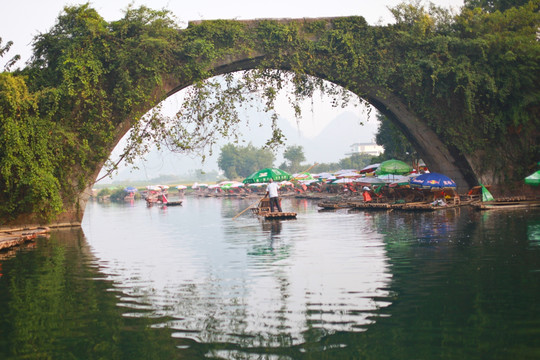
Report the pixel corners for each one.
[5,8,537,227]
[99,52,476,207]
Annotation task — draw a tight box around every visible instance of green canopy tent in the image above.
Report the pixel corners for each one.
[375,159,412,176]
[243,168,292,184]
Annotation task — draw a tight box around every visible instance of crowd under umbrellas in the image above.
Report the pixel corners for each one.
[129,159,465,211]
[114,159,539,213]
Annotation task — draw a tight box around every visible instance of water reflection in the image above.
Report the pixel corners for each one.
[0,229,178,359]
[1,200,539,359]
[81,197,392,350]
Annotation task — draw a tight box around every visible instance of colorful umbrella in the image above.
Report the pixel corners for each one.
[243,168,291,184]
[354,177,386,185]
[375,159,412,176]
[292,172,314,180]
[124,186,137,193]
[334,169,358,175]
[298,179,318,185]
[409,172,457,189]
[336,171,362,178]
[219,181,242,189]
[332,178,354,184]
[360,163,380,174]
[314,172,334,179]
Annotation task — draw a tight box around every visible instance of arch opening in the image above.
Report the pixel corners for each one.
[98,66,474,195]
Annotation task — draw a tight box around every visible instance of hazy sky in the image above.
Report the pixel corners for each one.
[2,0,464,181]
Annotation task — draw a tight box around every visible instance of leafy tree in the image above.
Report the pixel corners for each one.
[0,5,182,222]
[218,143,275,179]
[282,145,306,172]
[0,72,64,219]
[374,113,417,163]
[0,38,20,71]
[97,188,112,197]
[464,0,532,12]
[310,162,339,173]
[338,153,374,170]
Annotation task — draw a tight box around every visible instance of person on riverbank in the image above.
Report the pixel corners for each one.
[362,186,372,202]
[266,179,282,212]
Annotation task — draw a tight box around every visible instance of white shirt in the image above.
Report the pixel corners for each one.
[266,182,279,198]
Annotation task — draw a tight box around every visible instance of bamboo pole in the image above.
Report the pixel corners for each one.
[291,163,318,181]
[232,196,266,220]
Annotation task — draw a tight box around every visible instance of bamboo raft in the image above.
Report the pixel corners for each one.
[317,201,354,210]
[0,227,50,251]
[164,200,183,206]
[259,211,297,219]
[348,200,463,211]
[391,202,462,211]
[251,198,297,219]
[349,202,393,210]
[471,199,540,210]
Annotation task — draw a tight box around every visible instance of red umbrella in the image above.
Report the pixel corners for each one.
[360,163,380,174]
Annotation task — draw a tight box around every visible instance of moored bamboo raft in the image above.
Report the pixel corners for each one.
[0,227,50,251]
[350,202,393,210]
[392,202,461,211]
[164,200,183,206]
[471,199,540,210]
[349,201,464,211]
[317,202,353,210]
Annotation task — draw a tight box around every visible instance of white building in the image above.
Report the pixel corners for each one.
[348,142,384,156]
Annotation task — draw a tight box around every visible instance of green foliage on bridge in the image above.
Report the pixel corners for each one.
[0,1,538,222]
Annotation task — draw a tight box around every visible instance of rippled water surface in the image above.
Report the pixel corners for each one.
[1,197,540,359]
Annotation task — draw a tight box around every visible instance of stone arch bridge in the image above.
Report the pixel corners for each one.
[7,14,538,226]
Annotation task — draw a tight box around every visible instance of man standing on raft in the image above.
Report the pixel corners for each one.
[266,179,282,213]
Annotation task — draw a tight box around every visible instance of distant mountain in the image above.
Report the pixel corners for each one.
[303,111,379,164]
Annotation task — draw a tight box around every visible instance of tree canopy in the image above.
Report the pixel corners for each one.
[218,143,275,180]
[375,113,417,163]
[281,145,306,173]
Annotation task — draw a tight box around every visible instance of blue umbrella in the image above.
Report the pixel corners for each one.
[124,186,138,193]
[409,172,456,189]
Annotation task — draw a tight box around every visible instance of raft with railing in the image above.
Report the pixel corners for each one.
[347,199,464,211]
[251,198,297,219]
[471,197,540,210]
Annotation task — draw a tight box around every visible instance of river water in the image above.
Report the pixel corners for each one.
[1,196,539,359]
